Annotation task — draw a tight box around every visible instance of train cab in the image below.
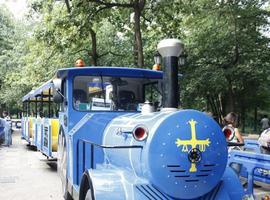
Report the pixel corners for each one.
[53,67,163,199]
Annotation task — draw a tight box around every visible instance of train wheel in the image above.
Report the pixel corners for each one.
[83,182,94,200]
[85,189,93,200]
[57,127,72,200]
[79,173,95,200]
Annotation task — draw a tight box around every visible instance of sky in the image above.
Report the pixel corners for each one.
[0,0,27,19]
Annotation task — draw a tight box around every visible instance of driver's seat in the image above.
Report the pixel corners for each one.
[118,90,136,110]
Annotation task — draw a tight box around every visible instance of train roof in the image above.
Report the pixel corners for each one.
[22,80,53,102]
[56,66,163,79]
[22,67,163,102]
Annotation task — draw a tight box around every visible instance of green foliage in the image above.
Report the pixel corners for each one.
[180,0,270,121]
[0,0,269,128]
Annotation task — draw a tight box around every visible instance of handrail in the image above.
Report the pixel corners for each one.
[78,138,143,149]
[228,150,270,195]
[227,142,245,147]
[76,138,143,184]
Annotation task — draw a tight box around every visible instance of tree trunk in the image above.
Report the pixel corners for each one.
[254,106,257,132]
[133,34,138,66]
[241,106,246,133]
[90,28,98,66]
[227,79,235,113]
[64,0,71,13]
[207,95,220,124]
[133,0,145,67]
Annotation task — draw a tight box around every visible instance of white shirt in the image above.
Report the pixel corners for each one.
[258,128,270,148]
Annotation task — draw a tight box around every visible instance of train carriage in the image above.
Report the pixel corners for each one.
[21,80,59,158]
[52,39,247,200]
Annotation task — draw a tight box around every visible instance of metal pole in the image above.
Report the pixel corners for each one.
[41,92,43,117]
[48,89,51,118]
[27,100,30,116]
[35,97,38,118]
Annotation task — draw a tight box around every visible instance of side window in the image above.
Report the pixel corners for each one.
[60,79,67,112]
[144,82,162,108]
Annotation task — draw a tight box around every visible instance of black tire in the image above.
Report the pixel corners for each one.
[79,173,95,200]
[57,127,73,200]
[82,183,94,200]
[85,189,93,200]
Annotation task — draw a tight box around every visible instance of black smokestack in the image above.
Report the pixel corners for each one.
[157,39,184,109]
[162,56,179,108]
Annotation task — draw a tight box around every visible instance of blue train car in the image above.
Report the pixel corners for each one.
[227,139,270,198]
[21,80,59,158]
[54,39,246,200]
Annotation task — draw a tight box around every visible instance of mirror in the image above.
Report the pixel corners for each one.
[52,78,64,103]
[53,90,64,103]
[53,78,62,90]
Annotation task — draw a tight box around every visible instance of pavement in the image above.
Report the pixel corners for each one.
[0,130,62,200]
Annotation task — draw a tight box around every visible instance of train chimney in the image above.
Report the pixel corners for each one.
[157,39,184,109]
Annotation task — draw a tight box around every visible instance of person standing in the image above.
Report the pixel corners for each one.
[0,118,6,144]
[224,112,244,144]
[3,111,12,146]
[258,128,270,154]
[260,115,270,131]
[224,112,244,175]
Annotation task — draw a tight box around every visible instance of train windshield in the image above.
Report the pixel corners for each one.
[73,76,162,111]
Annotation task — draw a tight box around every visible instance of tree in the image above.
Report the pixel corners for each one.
[81,0,146,67]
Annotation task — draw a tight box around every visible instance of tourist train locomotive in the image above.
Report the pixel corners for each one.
[21,39,261,199]
[50,39,245,200]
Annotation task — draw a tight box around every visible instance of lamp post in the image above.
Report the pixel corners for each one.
[178,53,187,67]
[153,51,162,70]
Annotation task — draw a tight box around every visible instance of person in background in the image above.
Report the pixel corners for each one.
[260,114,270,131]
[0,118,6,144]
[258,128,270,154]
[224,112,244,175]
[75,58,86,67]
[2,111,12,146]
[224,112,244,144]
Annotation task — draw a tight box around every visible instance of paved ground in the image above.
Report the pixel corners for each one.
[0,131,62,200]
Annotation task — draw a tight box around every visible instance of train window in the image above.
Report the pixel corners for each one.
[143,82,162,109]
[60,79,67,112]
[73,76,161,112]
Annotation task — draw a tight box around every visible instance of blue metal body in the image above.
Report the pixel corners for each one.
[56,67,244,200]
[243,139,260,153]
[36,118,43,151]
[228,150,270,196]
[21,117,29,142]
[42,118,51,157]
[229,139,270,195]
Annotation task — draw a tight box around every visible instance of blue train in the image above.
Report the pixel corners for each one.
[51,39,246,200]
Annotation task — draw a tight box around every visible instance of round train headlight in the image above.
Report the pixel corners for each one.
[133,126,148,141]
[222,126,235,141]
